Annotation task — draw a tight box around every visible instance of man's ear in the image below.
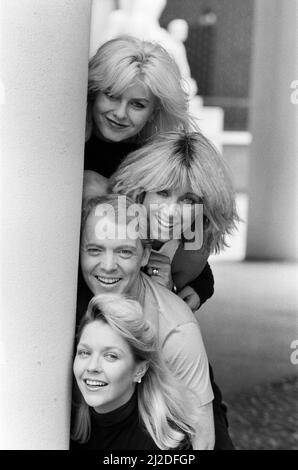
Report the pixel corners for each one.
[141,245,151,268]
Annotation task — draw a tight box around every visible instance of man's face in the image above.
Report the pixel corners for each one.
[80,210,150,297]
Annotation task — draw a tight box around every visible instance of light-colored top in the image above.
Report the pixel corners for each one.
[139,272,214,406]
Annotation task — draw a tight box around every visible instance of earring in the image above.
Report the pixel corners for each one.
[137,377,142,384]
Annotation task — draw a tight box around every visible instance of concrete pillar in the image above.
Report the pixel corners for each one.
[246,0,298,260]
[0,0,91,449]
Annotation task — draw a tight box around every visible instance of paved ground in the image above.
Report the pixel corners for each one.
[195,258,298,450]
[227,376,298,450]
[197,260,298,397]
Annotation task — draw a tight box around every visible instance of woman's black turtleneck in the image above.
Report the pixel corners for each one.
[70,391,159,450]
[84,134,139,178]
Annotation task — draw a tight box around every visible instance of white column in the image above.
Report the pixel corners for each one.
[89,0,115,58]
[0,0,91,449]
[246,0,298,260]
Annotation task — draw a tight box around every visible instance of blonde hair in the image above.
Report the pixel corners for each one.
[111,130,239,253]
[71,294,196,449]
[80,193,151,248]
[86,35,196,142]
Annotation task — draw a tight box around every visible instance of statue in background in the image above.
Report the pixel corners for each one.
[167,18,198,97]
[91,0,197,97]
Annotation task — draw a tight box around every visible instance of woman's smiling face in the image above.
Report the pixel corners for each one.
[142,188,201,241]
[92,81,155,142]
[74,320,140,413]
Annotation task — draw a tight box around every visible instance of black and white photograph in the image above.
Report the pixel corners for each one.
[0,0,297,453]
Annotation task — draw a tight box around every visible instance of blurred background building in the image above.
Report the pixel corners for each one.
[161,0,253,131]
[0,0,297,450]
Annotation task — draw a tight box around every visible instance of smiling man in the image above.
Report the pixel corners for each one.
[77,194,214,450]
[80,196,151,298]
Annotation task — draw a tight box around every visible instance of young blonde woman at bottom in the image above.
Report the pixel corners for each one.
[71,293,196,450]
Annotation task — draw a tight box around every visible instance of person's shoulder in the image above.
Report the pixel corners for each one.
[83,170,108,200]
[142,273,195,325]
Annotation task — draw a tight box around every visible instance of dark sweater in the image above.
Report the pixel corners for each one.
[84,134,139,178]
[70,392,159,450]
